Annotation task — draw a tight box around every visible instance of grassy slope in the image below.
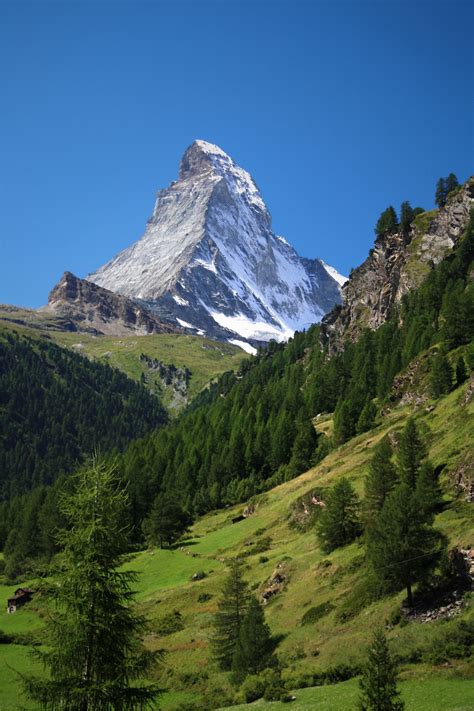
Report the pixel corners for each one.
[0,314,246,412]
[1,381,472,710]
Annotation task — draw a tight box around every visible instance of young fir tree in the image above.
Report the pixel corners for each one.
[397,418,426,489]
[142,494,192,548]
[445,173,459,195]
[375,207,399,237]
[455,355,468,386]
[435,177,447,208]
[363,436,398,529]
[356,399,377,435]
[358,628,404,711]
[23,456,160,711]
[231,596,274,679]
[317,477,360,553]
[367,484,445,606]
[399,201,414,234]
[212,558,251,670]
[414,462,442,522]
[430,348,453,398]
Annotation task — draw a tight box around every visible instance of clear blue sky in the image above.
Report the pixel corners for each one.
[1,0,472,307]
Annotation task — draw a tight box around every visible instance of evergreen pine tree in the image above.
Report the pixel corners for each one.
[358,628,404,711]
[445,173,459,195]
[399,201,414,233]
[414,461,441,522]
[397,418,426,489]
[367,484,444,606]
[455,355,468,386]
[232,597,274,679]
[356,399,377,434]
[23,456,160,710]
[375,207,399,237]
[142,494,192,548]
[430,348,453,398]
[363,436,398,529]
[212,558,251,670]
[317,477,360,553]
[435,177,447,208]
[288,418,318,475]
[333,399,355,444]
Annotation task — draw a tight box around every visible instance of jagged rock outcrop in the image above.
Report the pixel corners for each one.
[44,271,181,336]
[87,140,345,346]
[322,177,474,352]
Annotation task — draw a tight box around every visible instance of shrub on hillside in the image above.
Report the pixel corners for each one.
[300,601,334,625]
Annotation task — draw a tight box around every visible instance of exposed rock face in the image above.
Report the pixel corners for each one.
[322,177,474,352]
[87,140,344,345]
[45,271,181,336]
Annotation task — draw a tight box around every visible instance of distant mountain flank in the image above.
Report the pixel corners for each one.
[82,140,344,346]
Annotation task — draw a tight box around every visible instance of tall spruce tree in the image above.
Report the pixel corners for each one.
[363,436,398,529]
[231,596,274,679]
[399,201,414,233]
[435,177,447,208]
[212,558,251,670]
[142,494,192,548]
[430,348,453,398]
[445,173,459,195]
[397,418,426,489]
[358,628,404,711]
[317,477,360,553]
[23,456,160,711]
[375,207,399,237]
[367,484,444,606]
[414,462,441,522]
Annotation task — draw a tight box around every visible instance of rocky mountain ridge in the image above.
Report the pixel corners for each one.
[322,176,474,352]
[85,140,345,345]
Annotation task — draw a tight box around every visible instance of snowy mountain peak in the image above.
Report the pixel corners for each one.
[87,141,343,346]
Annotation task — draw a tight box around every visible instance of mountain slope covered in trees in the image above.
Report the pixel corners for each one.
[0,332,168,499]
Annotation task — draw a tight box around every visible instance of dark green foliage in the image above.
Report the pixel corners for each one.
[455,355,468,386]
[422,620,474,664]
[142,494,192,548]
[288,418,318,475]
[356,399,377,434]
[300,601,334,625]
[232,597,274,679]
[23,456,160,710]
[445,173,459,195]
[399,201,414,233]
[0,333,167,499]
[358,628,404,711]
[397,418,426,489]
[436,174,459,207]
[414,462,442,521]
[363,436,398,529]
[211,559,251,670]
[375,207,399,237]
[367,484,445,606]
[435,177,447,208]
[153,610,184,636]
[430,347,453,398]
[317,478,360,553]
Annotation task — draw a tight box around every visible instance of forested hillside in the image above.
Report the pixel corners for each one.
[115,209,474,528]
[0,333,167,498]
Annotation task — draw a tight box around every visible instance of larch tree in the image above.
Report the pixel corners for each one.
[317,477,360,553]
[211,558,251,670]
[363,436,398,529]
[232,596,274,680]
[23,456,160,711]
[397,418,426,489]
[358,628,405,711]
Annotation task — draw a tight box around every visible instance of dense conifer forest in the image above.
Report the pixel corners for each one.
[0,333,168,499]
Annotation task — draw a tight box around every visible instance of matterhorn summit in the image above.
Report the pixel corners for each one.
[86,140,345,347]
